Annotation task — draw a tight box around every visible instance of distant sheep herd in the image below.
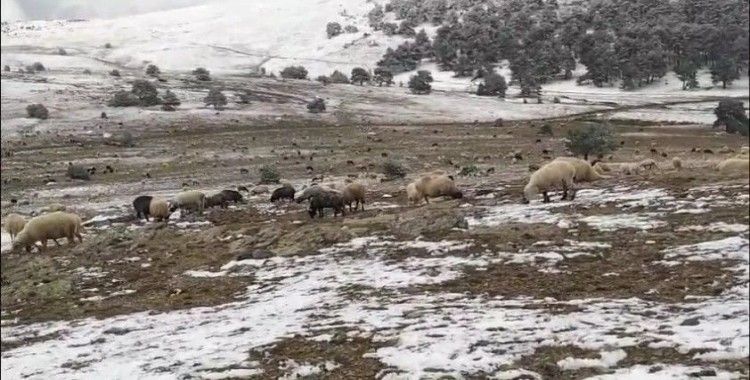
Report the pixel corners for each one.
[3,148,749,254]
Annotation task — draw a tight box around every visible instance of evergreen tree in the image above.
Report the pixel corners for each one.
[145,64,160,77]
[329,70,350,84]
[326,22,342,38]
[350,67,371,85]
[162,89,181,106]
[204,88,227,110]
[674,60,699,90]
[476,72,507,97]
[131,80,160,106]
[711,57,740,89]
[373,68,394,86]
[408,70,433,94]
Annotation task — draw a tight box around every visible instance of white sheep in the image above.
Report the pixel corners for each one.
[554,157,606,182]
[172,190,206,214]
[413,174,463,204]
[341,182,366,211]
[522,160,577,204]
[717,158,749,176]
[406,182,422,205]
[12,211,83,253]
[149,198,171,222]
[3,213,26,242]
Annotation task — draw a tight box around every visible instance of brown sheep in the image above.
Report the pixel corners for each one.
[12,211,83,253]
[717,158,749,176]
[413,174,463,204]
[149,198,172,222]
[554,157,606,182]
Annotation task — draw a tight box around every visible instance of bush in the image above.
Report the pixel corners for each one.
[326,22,342,38]
[714,99,749,136]
[538,124,553,136]
[280,65,308,80]
[67,164,90,180]
[258,165,280,184]
[204,88,227,110]
[476,73,507,97]
[109,69,121,77]
[408,70,433,94]
[104,42,112,49]
[3,65,9,72]
[237,92,252,104]
[459,165,479,176]
[108,90,140,107]
[382,22,398,36]
[145,64,160,77]
[373,68,393,86]
[192,67,211,81]
[131,79,161,106]
[316,75,330,85]
[351,67,370,85]
[26,104,49,119]
[565,124,617,160]
[58,48,67,55]
[162,89,180,106]
[161,104,175,111]
[381,160,407,179]
[82,69,92,75]
[26,62,45,72]
[329,70,350,84]
[553,97,561,104]
[344,25,358,33]
[307,97,326,113]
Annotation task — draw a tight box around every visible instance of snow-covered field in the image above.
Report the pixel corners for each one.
[2,182,748,379]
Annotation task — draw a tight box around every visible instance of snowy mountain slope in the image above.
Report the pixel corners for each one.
[1,0,405,76]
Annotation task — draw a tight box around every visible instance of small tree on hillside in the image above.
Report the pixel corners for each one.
[192,67,211,81]
[26,104,49,119]
[408,70,433,94]
[204,88,227,110]
[711,58,740,89]
[145,64,160,77]
[351,67,370,85]
[326,22,342,38]
[373,68,393,86]
[162,89,180,107]
[108,90,140,107]
[316,75,330,85]
[714,99,749,136]
[476,72,507,98]
[565,124,617,160]
[26,62,46,72]
[280,65,308,80]
[131,79,161,106]
[329,70,350,84]
[674,60,699,90]
[307,97,326,113]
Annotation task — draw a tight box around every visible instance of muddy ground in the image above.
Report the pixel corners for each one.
[1,115,749,379]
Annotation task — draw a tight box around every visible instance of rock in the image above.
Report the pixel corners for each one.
[680,317,701,326]
[251,185,269,195]
[235,250,271,260]
[390,206,468,238]
[688,369,716,377]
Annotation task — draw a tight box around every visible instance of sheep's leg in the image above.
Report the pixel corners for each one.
[40,240,48,252]
[360,199,365,211]
[542,192,550,203]
[424,196,430,204]
[561,181,569,200]
[53,239,62,247]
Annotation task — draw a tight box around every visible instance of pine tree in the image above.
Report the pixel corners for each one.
[350,67,371,85]
[162,89,181,106]
[204,88,227,110]
[675,60,699,90]
[373,68,394,86]
[408,70,433,94]
[329,70,350,84]
[711,57,739,89]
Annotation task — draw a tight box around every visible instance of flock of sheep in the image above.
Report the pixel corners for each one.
[3,147,749,254]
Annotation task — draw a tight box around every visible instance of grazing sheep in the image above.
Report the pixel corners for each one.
[205,193,228,209]
[672,157,683,170]
[717,158,749,175]
[172,190,206,214]
[4,213,26,242]
[220,189,244,204]
[638,158,658,171]
[12,211,83,253]
[270,184,296,202]
[237,185,249,193]
[413,174,463,204]
[295,185,337,203]
[735,146,749,158]
[149,198,172,221]
[554,157,606,182]
[406,182,421,205]
[522,160,577,204]
[132,195,153,220]
[341,182,366,211]
[308,191,346,218]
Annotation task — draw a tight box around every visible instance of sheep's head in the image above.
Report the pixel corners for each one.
[12,231,31,253]
[451,190,463,199]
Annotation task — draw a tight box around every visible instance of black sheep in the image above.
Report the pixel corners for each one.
[270,185,295,202]
[132,195,153,220]
[205,193,228,208]
[220,189,244,204]
[308,191,346,218]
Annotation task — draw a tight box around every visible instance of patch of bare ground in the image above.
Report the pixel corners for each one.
[248,332,387,379]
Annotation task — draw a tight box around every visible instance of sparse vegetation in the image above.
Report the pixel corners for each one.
[26,62,46,72]
[145,64,161,77]
[104,42,112,49]
[408,70,433,94]
[565,124,618,160]
[161,89,180,107]
[329,70,350,84]
[326,22,342,38]
[381,159,407,179]
[258,165,280,184]
[538,124,553,137]
[109,69,121,77]
[344,25,358,33]
[57,48,67,55]
[714,99,749,136]
[306,97,326,113]
[107,91,140,107]
[204,88,227,110]
[350,67,370,85]
[3,65,9,72]
[26,104,49,119]
[192,67,211,81]
[280,66,308,80]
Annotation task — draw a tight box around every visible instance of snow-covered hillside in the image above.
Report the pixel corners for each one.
[1,0,406,76]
